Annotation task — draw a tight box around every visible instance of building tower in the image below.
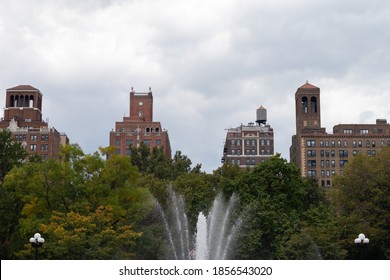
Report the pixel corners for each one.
[222,105,274,168]
[109,87,171,158]
[0,85,69,160]
[295,82,323,135]
[290,82,390,187]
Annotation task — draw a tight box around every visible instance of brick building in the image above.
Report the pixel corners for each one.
[290,82,390,187]
[222,105,274,168]
[109,87,171,158]
[0,85,69,160]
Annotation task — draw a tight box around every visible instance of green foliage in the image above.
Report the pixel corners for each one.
[224,155,341,259]
[16,206,142,259]
[2,144,153,259]
[129,143,200,180]
[0,130,27,182]
[330,147,390,259]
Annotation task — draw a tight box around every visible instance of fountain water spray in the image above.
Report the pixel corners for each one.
[157,189,241,260]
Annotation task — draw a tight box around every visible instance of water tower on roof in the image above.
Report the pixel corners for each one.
[256,105,267,126]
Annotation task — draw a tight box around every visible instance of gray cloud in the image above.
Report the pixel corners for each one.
[1,0,390,172]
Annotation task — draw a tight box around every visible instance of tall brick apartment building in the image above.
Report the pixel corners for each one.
[109,87,171,158]
[0,85,69,160]
[222,105,274,168]
[290,82,390,187]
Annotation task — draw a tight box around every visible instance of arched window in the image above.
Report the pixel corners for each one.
[29,95,34,108]
[10,95,15,107]
[302,97,308,113]
[311,96,317,113]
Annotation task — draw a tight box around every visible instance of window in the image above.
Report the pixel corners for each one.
[321,160,324,167]
[340,160,348,167]
[41,134,49,141]
[320,150,324,157]
[260,139,265,146]
[326,170,330,177]
[358,140,362,147]
[156,140,161,146]
[252,139,256,146]
[307,170,316,177]
[366,140,370,147]
[339,150,348,157]
[337,140,341,147]
[320,140,324,147]
[352,140,357,147]
[231,139,235,145]
[115,139,121,146]
[344,140,348,147]
[331,160,335,167]
[266,139,271,146]
[115,149,120,155]
[372,140,376,147]
[307,150,316,157]
[308,160,316,167]
[40,144,48,151]
[331,150,335,157]
[30,134,37,141]
[251,149,256,155]
[344,129,352,134]
[321,170,325,177]
[331,140,335,147]
[360,129,369,134]
[325,140,329,147]
[30,144,37,151]
[306,140,316,147]
[311,96,317,113]
[126,140,133,146]
[302,96,308,113]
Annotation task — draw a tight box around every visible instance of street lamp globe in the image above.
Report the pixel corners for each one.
[354,233,369,260]
[29,232,45,259]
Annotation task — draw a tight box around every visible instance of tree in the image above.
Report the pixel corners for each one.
[15,206,142,259]
[226,155,339,259]
[330,148,390,259]
[0,130,27,182]
[2,145,155,259]
[129,143,199,180]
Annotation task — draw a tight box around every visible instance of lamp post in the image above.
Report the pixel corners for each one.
[354,233,369,260]
[29,233,45,260]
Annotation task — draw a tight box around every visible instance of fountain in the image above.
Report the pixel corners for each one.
[157,189,241,260]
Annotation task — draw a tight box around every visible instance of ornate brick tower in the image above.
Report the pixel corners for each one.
[109,87,171,158]
[295,82,323,135]
[0,85,69,160]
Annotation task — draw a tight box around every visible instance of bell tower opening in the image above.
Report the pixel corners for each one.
[295,82,322,135]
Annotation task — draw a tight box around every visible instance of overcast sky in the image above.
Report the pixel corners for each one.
[1,0,390,172]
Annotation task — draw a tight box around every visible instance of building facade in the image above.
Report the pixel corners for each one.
[0,85,69,160]
[222,106,274,168]
[109,87,171,158]
[290,82,390,187]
